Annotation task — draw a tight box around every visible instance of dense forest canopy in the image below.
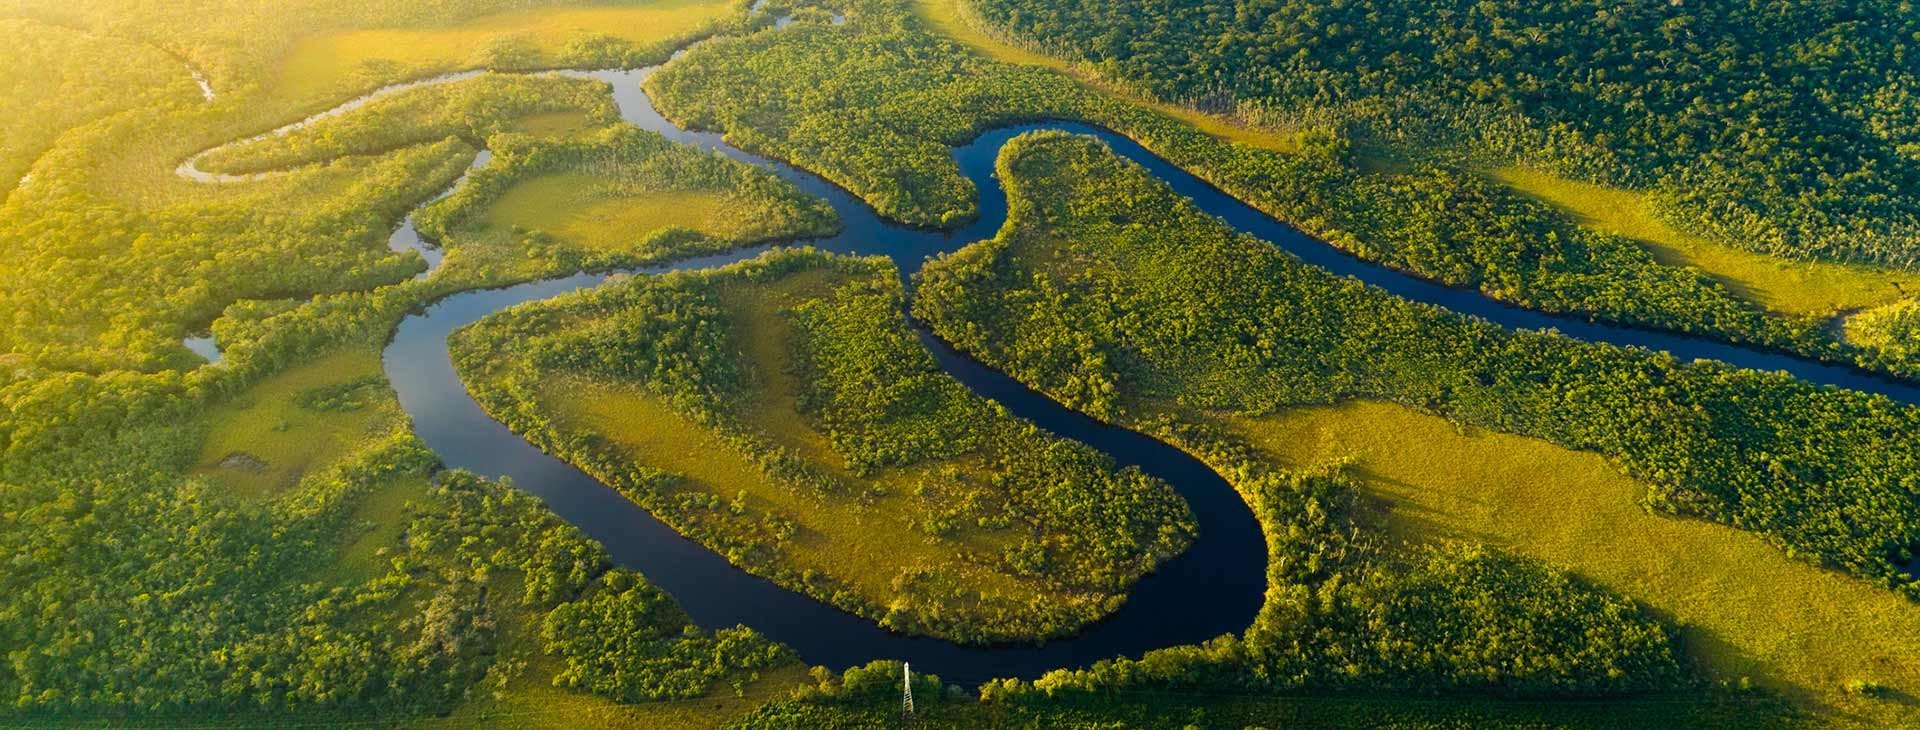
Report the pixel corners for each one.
[969,0,1920,266]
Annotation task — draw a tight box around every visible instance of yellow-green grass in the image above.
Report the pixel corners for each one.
[482,173,731,250]
[277,0,737,99]
[909,0,1301,154]
[543,380,1034,618]
[1491,166,1920,317]
[528,273,1056,626]
[419,565,811,730]
[1223,399,1920,725]
[715,269,853,466]
[323,474,433,584]
[192,349,392,502]
[426,655,810,729]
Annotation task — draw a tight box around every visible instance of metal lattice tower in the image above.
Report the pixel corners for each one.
[902,662,915,720]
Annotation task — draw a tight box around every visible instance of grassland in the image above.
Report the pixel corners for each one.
[410,556,808,730]
[1490,167,1920,318]
[909,0,1302,154]
[546,372,1049,607]
[276,0,740,99]
[483,173,732,250]
[191,348,394,501]
[425,658,812,729]
[451,250,1194,643]
[323,473,434,584]
[413,125,834,284]
[511,110,603,137]
[530,272,1049,610]
[1225,399,1920,726]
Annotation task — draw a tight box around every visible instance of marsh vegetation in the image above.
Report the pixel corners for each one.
[449,249,1196,643]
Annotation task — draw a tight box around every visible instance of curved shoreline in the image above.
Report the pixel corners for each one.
[176,14,1920,682]
[380,117,1274,680]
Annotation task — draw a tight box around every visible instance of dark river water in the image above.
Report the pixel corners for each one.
[176,17,1920,685]
[382,66,1272,682]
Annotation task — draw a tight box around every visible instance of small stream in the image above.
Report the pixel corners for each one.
[180,12,1920,682]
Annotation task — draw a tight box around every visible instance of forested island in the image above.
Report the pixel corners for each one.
[3,0,1919,727]
[449,249,1194,643]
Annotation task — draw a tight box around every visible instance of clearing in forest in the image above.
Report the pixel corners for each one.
[1491,166,1920,318]
[193,349,396,502]
[1229,400,1920,725]
[483,173,732,250]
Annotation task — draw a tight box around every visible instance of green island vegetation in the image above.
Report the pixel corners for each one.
[413,124,836,281]
[6,0,1920,726]
[448,248,1196,643]
[191,73,625,176]
[913,130,1920,724]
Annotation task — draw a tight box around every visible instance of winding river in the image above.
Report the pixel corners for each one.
[185,15,1920,684]
[381,68,1274,682]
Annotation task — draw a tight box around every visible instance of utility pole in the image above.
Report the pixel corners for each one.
[902,661,915,722]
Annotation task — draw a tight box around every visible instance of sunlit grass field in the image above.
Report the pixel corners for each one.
[511,110,603,137]
[532,271,1047,615]
[1490,166,1920,318]
[546,378,1036,621]
[483,173,733,250]
[322,473,434,584]
[425,658,811,729]
[192,348,394,502]
[276,0,738,99]
[419,571,812,730]
[1226,399,1920,726]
